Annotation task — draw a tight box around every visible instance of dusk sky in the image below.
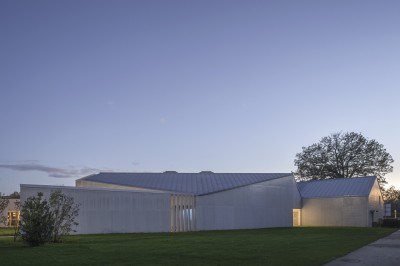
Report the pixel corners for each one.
[1,0,400,194]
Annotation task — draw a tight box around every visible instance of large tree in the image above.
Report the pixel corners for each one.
[294,132,393,185]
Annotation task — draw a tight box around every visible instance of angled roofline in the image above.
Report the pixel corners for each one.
[20,184,171,194]
[77,172,294,196]
[297,176,377,199]
[198,173,293,196]
[296,175,377,185]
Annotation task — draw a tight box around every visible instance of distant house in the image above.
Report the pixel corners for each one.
[20,173,383,234]
[297,176,384,227]
[0,199,20,227]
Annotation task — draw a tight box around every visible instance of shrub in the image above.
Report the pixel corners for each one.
[19,192,54,246]
[49,189,80,243]
[382,219,400,228]
[19,190,80,246]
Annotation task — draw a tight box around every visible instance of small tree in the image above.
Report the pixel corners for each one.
[0,193,9,226]
[49,189,80,243]
[19,192,54,246]
[19,190,80,246]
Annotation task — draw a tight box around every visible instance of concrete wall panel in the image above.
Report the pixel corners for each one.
[196,176,295,230]
[301,197,369,227]
[368,180,384,225]
[20,185,170,234]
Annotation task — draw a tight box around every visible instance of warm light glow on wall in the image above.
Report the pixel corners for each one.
[7,211,20,227]
[293,209,301,227]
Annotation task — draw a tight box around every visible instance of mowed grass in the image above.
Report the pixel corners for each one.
[0,227,396,266]
[0,227,15,236]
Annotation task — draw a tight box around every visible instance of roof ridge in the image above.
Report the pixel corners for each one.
[297,176,376,184]
[78,172,293,195]
[297,176,376,198]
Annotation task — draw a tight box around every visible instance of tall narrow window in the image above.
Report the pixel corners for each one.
[170,194,195,232]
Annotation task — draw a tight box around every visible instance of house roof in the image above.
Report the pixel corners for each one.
[78,172,292,196]
[297,176,377,198]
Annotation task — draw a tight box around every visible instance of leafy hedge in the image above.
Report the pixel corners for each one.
[382,219,400,228]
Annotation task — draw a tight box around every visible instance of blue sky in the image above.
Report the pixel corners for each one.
[1,0,400,194]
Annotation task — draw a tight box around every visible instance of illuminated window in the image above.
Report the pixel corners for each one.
[293,209,301,227]
[181,208,193,223]
[7,211,20,227]
[170,195,195,232]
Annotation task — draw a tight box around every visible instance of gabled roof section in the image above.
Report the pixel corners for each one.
[78,172,292,196]
[297,176,377,198]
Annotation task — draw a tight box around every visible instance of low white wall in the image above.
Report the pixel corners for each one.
[301,197,369,227]
[20,184,171,234]
[196,175,295,230]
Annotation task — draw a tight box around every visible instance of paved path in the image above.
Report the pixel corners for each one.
[324,229,400,266]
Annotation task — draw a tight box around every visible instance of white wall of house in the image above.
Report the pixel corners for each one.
[301,196,369,227]
[367,179,384,225]
[20,184,171,234]
[195,175,296,230]
[301,179,385,227]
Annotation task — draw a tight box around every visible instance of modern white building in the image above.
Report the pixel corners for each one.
[19,172,383,234]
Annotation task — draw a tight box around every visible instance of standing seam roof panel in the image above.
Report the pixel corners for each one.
[297,176,377,198]
[79,172,293,196]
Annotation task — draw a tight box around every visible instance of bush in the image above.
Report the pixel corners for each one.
[382,219,400,228]
[49,190,80,243]
[19,192,54,246]
[19,190,80,246]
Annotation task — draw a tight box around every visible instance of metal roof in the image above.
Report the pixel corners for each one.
[78,172,292,196]
[297,176,377,198]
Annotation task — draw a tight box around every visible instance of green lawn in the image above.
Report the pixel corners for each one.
[0,227,15,236]
[0,227,396,266]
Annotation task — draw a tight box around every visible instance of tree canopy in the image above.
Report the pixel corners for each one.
[383,186,400,217]
[294,132,394,185]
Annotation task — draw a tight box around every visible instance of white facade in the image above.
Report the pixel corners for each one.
[368,179,385,225]
[74,175,300,232]
[19,174,383,234]
[20,175,300,234]
[196,175,296,230]
[20,185,171,234]
[301,197,369,227]
[300,179,384,227]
